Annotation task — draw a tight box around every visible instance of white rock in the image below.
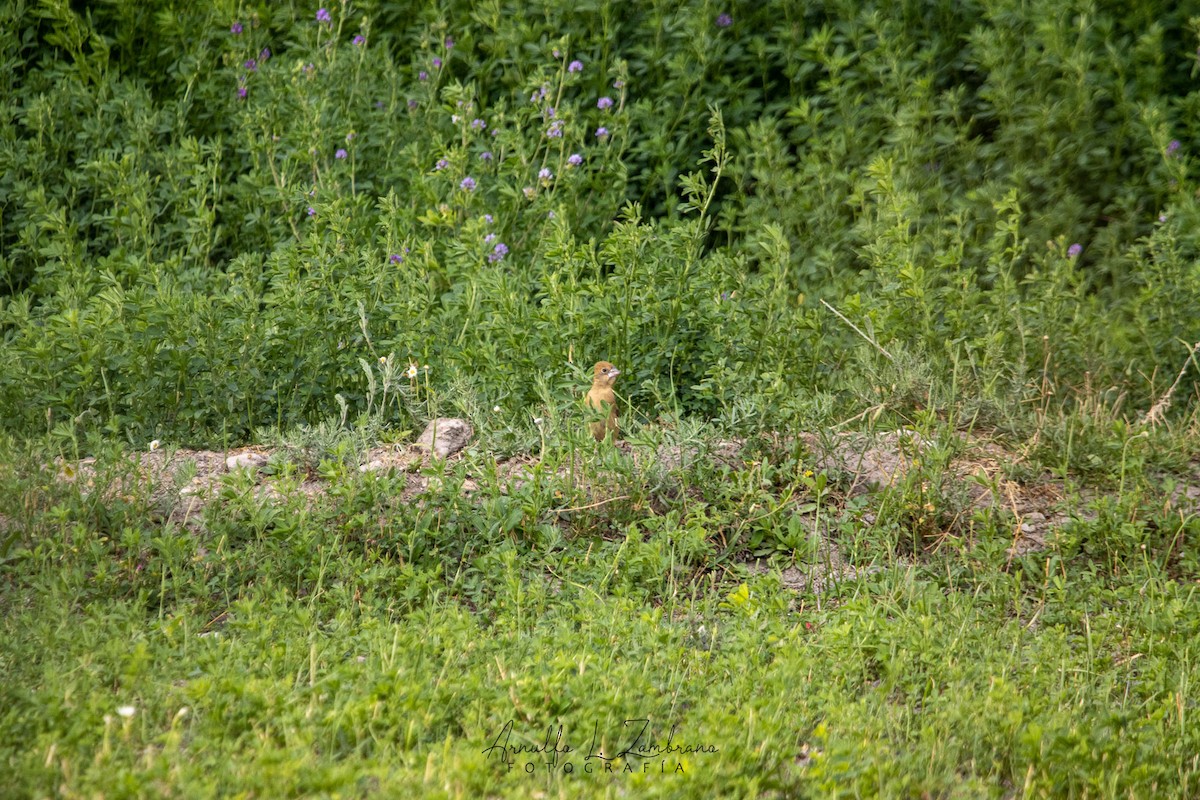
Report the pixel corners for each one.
[415,418,474,459]
[226,452,269,471]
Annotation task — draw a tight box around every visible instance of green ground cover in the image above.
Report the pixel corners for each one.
[3,0,1200,796]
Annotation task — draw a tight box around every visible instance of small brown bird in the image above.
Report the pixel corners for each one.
[585,361,620,441]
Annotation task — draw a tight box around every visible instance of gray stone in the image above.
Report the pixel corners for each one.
[225,452,269,472]
[415,418,474,459]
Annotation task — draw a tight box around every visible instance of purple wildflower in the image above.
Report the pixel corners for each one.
[237,86,248,99]
[613,79,625,89]
[460,176,477,191]
[244,58,257,72]
[480,151,493,161]
[597,96,613,110]
[307,207,316,217]
[595,126,609,138]
[408,99,418,109]
[390,254,404,264]
[375,100,385,109]
[568,60,583,73]
[317,8,331,23]
[538,167,553,181]
[553,48,561,58]
[568,153,583,166]
[484,214,494,224]
[260,47,271,61]
[1167,139,1181,155]
[547,107,555,118]
[471,118,486,130]
[716,13,733,27]
[487,242,509,263]
[1159,214,1168,222]
[336,148,347,159]
[548,211,555,219]
[1067,243,1082,258]
[353,34,366,46]
[435,158,448,170]
[445,36,455,49]
[433,57,442,69]
[484,233,497,244]
[419,70,428,81]
[546,120,563,138]
[303,62,314,74]
[491,128,500,136]
[231,22,243,35]
[346,132,356,142]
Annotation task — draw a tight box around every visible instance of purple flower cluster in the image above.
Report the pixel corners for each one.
[1067,243,1082,258]
[568,153,582,166]
[480,151,493,161]
[433,57,443,69]
[471,118,486,130]
[546,119,563,138]
[231,21,243,35]
[435,158,448,170]
[445,36,455,49]
[354,34,366,46]
[487,242,509,263]
[336,148,347,159]
[390,254,404,265]
[595,127,609,138]
[237,86,248,99]
[538,168,553,181]
[1167,139,1181,155]
[317,8,331,23]
[245,58,257,72]
[460,176,477,191]
[597,96,613,110]
[568,60,583,73]
[260,47,271,61]
[716,13,733,27]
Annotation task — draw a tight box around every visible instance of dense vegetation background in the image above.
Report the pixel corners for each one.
[4,1,1200,797]
[4,0,1200,445]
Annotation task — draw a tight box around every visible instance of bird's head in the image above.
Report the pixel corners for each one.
[592,360,620,386]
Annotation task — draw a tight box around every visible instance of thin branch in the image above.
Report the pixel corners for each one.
[820,299,895,363]
[551,495,630,514]
[1142,341,1200,427]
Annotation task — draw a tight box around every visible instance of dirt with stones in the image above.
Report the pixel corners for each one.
[46,427,1193,595]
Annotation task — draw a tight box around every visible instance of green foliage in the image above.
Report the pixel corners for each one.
[5,1,1200,796]
[2,0,1199,444]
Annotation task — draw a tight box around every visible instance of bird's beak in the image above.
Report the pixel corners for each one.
[609,368,620,377]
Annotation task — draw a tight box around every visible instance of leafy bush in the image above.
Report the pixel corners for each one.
[2,0,1199,447]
